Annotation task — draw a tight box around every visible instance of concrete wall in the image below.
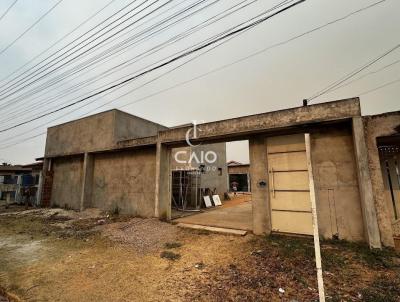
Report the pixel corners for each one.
[91,148,157,217]
[364,112,400,246]
[311,125,365,241]
[197,143,228,196]
[228,165,250,174]
[50,156,83,209]
[45,111,115,157]
[45,110,168,157]
[114,110,168,141]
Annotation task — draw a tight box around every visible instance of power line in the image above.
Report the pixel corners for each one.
[0,0,386,147]
[307,42,400,102]
[316,57,400,94]
[0,2,270,149]
[0,0,135,87]
[0,0,281,127]
[0,0,18,23]
[0,0,64,56]
[0,0,212,115]
[1,0,250,124]
[0,0,305,134]
[359,77,400,96]
[0,0,117,84]
[0,0,162,101]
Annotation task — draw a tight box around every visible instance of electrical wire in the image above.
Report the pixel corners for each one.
[0,0,117,84]
[0,0,305,134]
[0,0,163,101]
[359,77,400,96]
[0,0,64,56]
[1,0,252,124]
[0,0,137,87]
[0,0,18,24]
[0,0,212,115]
[314,58,400,94]
[0,0,387,148]
[307,42,400,102]
[0,1,288,149]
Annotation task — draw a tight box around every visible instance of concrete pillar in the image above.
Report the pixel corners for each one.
[249,136,271,235]
[80,153,94,211]
[40,158,53,207]
[155,142,171,220]
[36,171,43,207]
[352,117,382,248]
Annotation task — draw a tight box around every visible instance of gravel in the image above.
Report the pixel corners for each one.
[100,218,179,253]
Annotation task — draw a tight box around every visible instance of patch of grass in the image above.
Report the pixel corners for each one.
[322,250,347,270]
[265,234,314,259]
[190,229,211,236]
[325,239,399,268]
[164,242,182,249]
[360,275,400,302]
[160,250,181,261]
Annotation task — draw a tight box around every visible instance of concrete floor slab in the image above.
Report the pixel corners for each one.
[174,201,253,231]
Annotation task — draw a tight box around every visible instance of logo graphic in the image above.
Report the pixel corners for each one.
[174,120,218,171]
[185,120,202,147]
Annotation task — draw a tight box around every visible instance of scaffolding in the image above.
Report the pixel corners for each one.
[171,169,201,211]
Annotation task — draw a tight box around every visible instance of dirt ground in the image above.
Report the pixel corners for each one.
[0,205,399,302]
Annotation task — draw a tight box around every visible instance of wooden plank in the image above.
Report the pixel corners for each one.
[273,171,309,191]
[267,134,306,153]
[268,151,307,170]
[305,133,326,302]
[271,211,313,235]
[177,223,247,236]
[270,191,311,211]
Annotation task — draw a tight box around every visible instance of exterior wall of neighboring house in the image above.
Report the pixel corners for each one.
[228,163,250,192]
[171,143,228,196]
[0,165,41,204]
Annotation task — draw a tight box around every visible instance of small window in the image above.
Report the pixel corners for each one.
[218,168,222,176]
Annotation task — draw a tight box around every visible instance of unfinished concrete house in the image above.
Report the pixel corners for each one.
[41,109,227,216]
[40,98,400,248]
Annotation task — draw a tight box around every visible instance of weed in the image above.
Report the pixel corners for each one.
[321,250,346,270]
[360,275,400,302]
[112,205,120,216]
[265,234,314,259]
[164,242,182,249]
[325,239,399,268]
[160,251,181,261]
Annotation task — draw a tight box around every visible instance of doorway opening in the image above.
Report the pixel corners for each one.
[170,140,252,231]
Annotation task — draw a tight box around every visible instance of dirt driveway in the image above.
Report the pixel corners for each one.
[0,205,399,302]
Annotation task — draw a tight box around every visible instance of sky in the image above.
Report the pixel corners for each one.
[0,0,399,165]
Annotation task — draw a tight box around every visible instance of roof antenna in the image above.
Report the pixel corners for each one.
[303,99,308,106]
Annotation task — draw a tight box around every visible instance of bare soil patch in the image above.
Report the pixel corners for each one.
[0,206,399,301]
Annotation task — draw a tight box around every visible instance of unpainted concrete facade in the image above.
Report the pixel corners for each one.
[364,112,400,246]
[41,98,399,248]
